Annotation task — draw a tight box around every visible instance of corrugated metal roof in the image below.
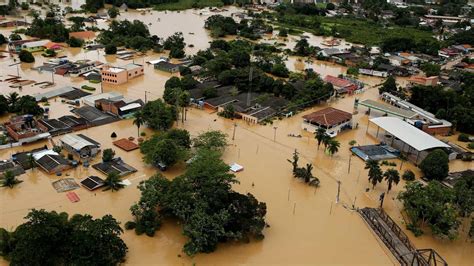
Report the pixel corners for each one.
[369,117,450,151]
[61,134,96,151]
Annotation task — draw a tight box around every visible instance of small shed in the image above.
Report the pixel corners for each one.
[80,176,105,190]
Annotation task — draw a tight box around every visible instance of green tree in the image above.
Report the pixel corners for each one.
[383,168,400,193]
[294,38,311,56]
[67,37,83,48]
[278,28,288,37]
[105,44,117,54]
[0,34,7,45]
[103,172,125,192]
[133,111,144,138]
[420,62,441,77]
[83,0,104,13]
[326,138,340,157]
[419,149,449,181]
[365,160,383,189]
[19,50,34,63]
[108,6,120,18]
[287,149,299,173]
[315,127,326,150]
[453,173,474,217]
[398,181,459,239]
[141,99,176,131]
[102,148,115,162]
[379,75,397,95]
[193,130,228,152]
[0,209,127,264]
[402,170,415,181]
[0,171,22,188]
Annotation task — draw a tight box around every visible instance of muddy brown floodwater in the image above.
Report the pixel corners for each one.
[1,7,473,265]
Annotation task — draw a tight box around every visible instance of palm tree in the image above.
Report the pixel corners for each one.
[322,134,331,151]
[28,154,35,170]
[383,168,400,193]
[327,139,340,157]
[315,127,326,150]
[133,111,144,138]
[399,153,407,170]
[102,172,125,192]
[287,149,299,173]
[1,171,23,188]
[365,160,383,189]
[7,92,19,110]
[303,163,313,183]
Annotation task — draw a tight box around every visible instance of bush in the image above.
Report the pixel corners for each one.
[402,170,415,181]
[102,148,115,162]
[458,133,470,142]
[125,221,136,230]
[20,2,29,10]
[419,149,449,181]
[68,37,83,48]
[105,44,117,55]
[108,7,119,18]
[19,50,35,63]
[468,142,474,150]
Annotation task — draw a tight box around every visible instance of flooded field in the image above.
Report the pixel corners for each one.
[1,6,473,265]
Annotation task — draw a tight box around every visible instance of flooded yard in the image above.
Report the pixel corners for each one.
[0,6,472,265]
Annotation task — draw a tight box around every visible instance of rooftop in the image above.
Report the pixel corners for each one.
[369,117,450,151]
[61,134,97,151]
[113,138,139,151]
[303,107,352,127]
[80,176,105,190]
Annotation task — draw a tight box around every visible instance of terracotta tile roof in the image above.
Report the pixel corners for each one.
[113,138,139,151]
[324,75,353,88]
[69,31,96,40]
[302,107,352,127]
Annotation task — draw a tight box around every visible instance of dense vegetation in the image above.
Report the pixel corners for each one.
[25,16,69,42]
[140,99,177,130]
[18,50,35,63]
[409,73,474,134]
[140,128,190,167]
[0,209,127,265]
[398,177,473,239]
[0,92,43,116]
[97,20,157,51]
[419,149,449,181]
[205,15,272,40]
[128,140,267,256]
[272,3,439,52]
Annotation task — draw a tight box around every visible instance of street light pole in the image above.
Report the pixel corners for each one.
[273,126,278,142]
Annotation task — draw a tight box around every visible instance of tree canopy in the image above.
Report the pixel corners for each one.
[419,149,449,181]
[140,129,190,167]
[129,149,267,256]
[141,99,176,131]
[0,209,127,265]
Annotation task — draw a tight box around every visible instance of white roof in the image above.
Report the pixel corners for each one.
[370,117,450,151]
[22,40,49,48]
[33,150,58,160]
[147,59,166,65]
[61,134,96,151]
[119,102,141,112]
[34,86,76,101]
[82,91,123,106]
[229,163,244,172]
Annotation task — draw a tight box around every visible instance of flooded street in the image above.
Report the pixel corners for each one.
[1,7,473,265]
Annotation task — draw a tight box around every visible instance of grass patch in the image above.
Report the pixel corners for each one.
[277,15,435,46]
[153,0,223,11]
[81,85,96,91]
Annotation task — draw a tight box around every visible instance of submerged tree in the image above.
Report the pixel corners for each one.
[0,171,22,188]
[0,209,127,265]
[326,138,340,157]
[128,149,267,256]
[287,149,299,173]
[365,160,383,189]
[103,172,125,192]
[383,168,400,193]
[133,111,145,138]
[315,127,326,150]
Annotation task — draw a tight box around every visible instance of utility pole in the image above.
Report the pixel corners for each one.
[379,192,385,209]
[144,91,148,103]
[273,126,277,142]
[336,180,341,203]
[51,71,54,84]
[232,123,237,141]
[348,154,352,173]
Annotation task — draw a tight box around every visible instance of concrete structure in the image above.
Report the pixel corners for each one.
[408,76,439,87]
[324,75,359,94]
[302,107,353,135]
[101,63,144,85]
[368,117,451,164]
[4,115,51,143]
[154,61,180,73]
[21,40,49,53]
[81,92,123,107]
[96,98,144,118]
[60,134,100,159]
[380,93,452,135]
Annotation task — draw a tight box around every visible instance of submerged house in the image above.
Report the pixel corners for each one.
[21,40,49,53]
[33,150,71,174]
[154,61,181,73]
[302,107,353,136]
[324,75,360,94]
[100,63,144,85]
[60,134,100,159]
[4,115,51,144]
